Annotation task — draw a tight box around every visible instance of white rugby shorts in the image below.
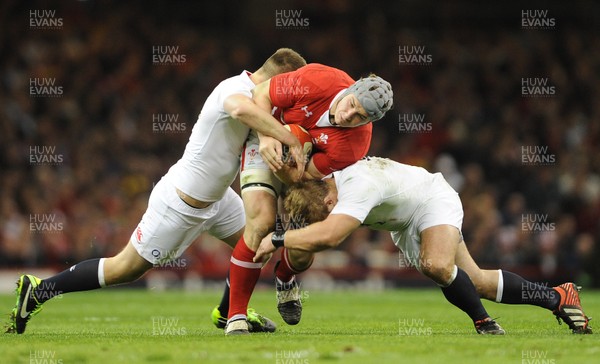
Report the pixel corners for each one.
[130,178,245,265]
[239,130,283,197]
[391,173,464,271]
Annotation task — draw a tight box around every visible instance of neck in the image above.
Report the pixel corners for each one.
[250,69,267,85]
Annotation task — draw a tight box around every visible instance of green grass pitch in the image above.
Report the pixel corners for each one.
[1,288,599,363]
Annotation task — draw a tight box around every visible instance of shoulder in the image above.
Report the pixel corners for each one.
[216,72,253,95]
[314,124,372,163]
[294,64,354,86]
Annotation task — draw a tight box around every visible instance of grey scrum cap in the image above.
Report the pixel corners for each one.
[342,75,393,121]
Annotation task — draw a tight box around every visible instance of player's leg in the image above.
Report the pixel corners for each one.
[7,178,197,334]
[455,241,592,333]
[225,131,282,335]
[226,187,277,334]
[208,188,276,333]
[418,225,504,334]
[6,240,153,334]
[272,248,313,325]
[455,241,556,305]
[272,202,314,325]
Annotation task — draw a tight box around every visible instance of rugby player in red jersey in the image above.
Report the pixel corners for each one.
[224,64,393,334]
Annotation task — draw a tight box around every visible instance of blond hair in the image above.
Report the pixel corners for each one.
[283,180,330,225]
[259,48,307,78]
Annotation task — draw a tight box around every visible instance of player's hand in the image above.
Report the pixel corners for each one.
[253,232,277,262]
[274,164,303,185]
[258,134,284,172]
[288,143,306,177]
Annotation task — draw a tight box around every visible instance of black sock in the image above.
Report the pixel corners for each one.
[441,267,489,322]
[34,258,102,304]
[217,273,230,317]
[499,270,559,310]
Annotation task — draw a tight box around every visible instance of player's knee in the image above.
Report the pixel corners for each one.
[104,253,152,285]
[244,223,274,249]
[288,250,314,271]
[421,263,454,286]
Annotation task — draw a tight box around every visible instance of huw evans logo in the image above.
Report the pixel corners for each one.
[275,10,309,30]
[30,214,64,233]
[30,350,64,364]
[398,318,432,336]
[152,113,186,133]
[30,78,63,97]
[398,113,431,133]
[521,78,556,97]
[398,46,432,65]
[521,214,555,233]
[152,46,186,65]
[29,10,63,29]
[521,10,555,30]
[29,146,64,165]
[521,145,556,165]
[521,350,556,364]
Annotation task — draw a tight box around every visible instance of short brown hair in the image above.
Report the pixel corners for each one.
[283,180,330,225]
[260,48,307,78]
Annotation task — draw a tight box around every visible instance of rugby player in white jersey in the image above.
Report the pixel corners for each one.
[6,48,307,335]
[254,157,592,335]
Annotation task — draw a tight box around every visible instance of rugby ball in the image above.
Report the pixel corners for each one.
[283,124,313,164]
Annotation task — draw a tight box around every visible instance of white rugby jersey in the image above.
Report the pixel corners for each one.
[166,71,254,202]
[330,157,456,230]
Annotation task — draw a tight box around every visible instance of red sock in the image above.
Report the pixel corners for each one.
[228,237,262,321]
[275,248,312,283]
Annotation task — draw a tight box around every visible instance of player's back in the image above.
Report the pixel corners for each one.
[335,157,445,230]
[166,71,255,202]
[269,63,355,131]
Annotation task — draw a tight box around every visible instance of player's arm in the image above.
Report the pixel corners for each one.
[223,88,304,171]
[223,91,298,148]
[253,214,361,261]
[273,158,323,184]
[303,157,326,180]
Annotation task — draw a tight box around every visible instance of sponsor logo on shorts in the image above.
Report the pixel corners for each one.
[247,148,258,161]
[135,226,143,243]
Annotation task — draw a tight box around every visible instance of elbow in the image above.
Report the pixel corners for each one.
[228,103,248,121]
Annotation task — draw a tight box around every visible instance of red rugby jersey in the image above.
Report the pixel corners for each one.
[269,63,372,175]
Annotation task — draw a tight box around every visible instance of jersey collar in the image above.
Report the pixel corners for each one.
[315,88,348,127]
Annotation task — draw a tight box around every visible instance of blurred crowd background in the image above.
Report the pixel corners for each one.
[1,0,600,287]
